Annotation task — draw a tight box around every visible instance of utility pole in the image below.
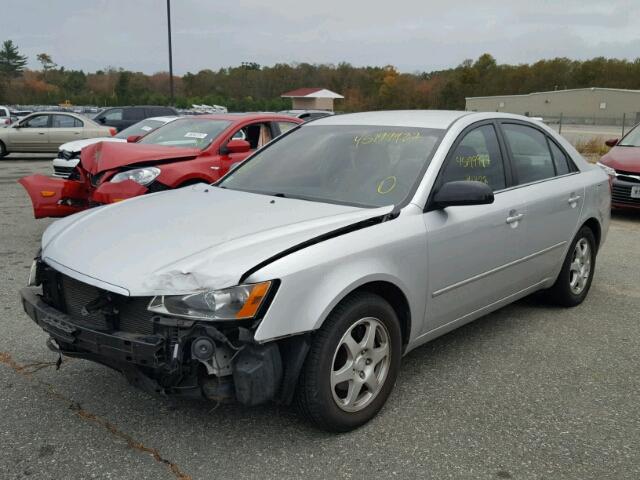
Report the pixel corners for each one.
[166,0,174,105]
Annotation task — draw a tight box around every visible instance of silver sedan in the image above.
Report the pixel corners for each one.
[20,111,610,432]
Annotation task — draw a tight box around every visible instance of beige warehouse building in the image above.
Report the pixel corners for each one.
[466,88,640,125]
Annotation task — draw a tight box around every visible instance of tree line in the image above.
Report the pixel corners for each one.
[1,39,640,111]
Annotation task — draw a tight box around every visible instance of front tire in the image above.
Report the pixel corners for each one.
[0,141,7,158]
[295,292,402,432]
[544,226,597,307]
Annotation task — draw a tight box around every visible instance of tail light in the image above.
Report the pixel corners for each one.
[109,128,117,136]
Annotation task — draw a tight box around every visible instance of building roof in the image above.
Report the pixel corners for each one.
[281,88,344,99]
[466,87,640,100]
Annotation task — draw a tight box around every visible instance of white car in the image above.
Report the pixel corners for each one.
[52,116,178,178]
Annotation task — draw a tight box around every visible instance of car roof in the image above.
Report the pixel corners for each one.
[309,110,472,129]
[179,113,303,122]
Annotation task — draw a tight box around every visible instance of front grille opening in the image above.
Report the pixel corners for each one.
[42,269,155,335]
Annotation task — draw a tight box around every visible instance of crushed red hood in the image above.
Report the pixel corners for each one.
[80,141,201,174]
[600,146,640,173]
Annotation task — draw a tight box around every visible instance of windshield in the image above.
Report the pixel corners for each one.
[115,119,170,139]
[618,124,640,147]
[219,125,444,208]
[138,118,231,150]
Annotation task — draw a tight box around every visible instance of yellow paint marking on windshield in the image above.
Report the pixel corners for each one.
[377,176,397,194]
[354,131,422,147]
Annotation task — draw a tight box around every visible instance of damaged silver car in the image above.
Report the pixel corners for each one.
[20,111,610,431]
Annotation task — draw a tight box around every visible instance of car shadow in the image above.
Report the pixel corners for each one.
[611,208,640,222]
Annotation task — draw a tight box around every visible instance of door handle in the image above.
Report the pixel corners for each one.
[506,213,524,224]
[568,194,581,204]
[38,132,46,135]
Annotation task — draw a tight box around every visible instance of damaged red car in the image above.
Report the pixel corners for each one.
[19,113,302,218]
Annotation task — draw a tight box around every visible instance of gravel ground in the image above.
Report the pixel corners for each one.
[1,158,639,480]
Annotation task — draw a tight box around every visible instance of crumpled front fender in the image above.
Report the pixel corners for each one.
[91,180,148,204]
[18,174,88,219]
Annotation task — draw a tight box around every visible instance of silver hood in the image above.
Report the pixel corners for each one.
[41,184,392,296]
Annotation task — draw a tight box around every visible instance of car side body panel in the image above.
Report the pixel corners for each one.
[250,204,428,344]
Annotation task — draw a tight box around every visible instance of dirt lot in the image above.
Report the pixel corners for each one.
[1,158,639,480]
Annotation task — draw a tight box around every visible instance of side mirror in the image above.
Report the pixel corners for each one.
[432,181,494,209]
[223,139,251,154]
[605,138,618,147]
[97,117,106,124]
[127,135,142,143]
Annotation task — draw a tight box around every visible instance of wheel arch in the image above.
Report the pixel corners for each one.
[329,280,412,351]
[582,217,602,251]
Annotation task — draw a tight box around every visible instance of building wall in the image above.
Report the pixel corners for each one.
[290,97,334,111]
[466,89,640,122]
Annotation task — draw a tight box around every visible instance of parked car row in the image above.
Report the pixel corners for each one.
[17,110,610,431]
[20,113,302,217]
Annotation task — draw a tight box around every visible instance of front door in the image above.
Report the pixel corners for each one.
[9,114,50,151]
[423,122,527,332]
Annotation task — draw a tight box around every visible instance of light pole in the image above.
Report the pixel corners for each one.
[166,0,174,105]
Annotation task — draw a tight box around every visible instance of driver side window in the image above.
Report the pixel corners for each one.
[22,115,49,128]
[230,123,273,149]
[440,124,506,191]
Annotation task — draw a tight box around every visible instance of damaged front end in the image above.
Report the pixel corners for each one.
[18,174,89,218]
[20,260,309,406]
[19,172,150,219]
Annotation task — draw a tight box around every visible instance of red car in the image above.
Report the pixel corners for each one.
[598,123,640,210]
[20,113,302,218]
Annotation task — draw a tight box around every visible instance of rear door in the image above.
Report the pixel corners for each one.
[49,114,85,147]
[498,121,585,283]
[9,114,50,151]
[423,121,528,331]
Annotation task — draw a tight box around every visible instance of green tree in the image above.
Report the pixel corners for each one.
[0,40,28,77]
[36,52,57,79]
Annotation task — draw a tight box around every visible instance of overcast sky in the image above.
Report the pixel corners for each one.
[4,0,640,74]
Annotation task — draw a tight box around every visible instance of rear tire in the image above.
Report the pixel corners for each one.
[0,141,7,158]
[295,292,402,432]
[543,226,596,307]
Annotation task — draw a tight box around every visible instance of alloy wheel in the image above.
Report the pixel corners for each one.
[330,317,390,412]
[569,238,591,295]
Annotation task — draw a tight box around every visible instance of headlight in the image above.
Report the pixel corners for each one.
[147,281,273,321]
[111,167,161,186]
[596,162,616,177]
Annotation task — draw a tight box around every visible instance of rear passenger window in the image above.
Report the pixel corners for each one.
[502,124,555,184]
[548,140,571,175]
[440,124,506,191]
[52,115,82,128]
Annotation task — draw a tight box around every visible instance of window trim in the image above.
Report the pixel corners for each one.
[496,119,578,190]
[425,120,510,212]
[21,113,51,128]
[52,114,83,128]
